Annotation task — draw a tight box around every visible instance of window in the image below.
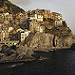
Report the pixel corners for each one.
[22,37,24,38]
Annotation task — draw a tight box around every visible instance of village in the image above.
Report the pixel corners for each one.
[0,0,75,63]
[0,8,63,47]
[0,1,75,74]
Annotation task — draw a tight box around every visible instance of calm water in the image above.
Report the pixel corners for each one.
[0,49,75,75]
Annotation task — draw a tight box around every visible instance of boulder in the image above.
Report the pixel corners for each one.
[71,43,75,49]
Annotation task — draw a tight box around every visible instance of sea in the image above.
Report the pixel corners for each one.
[0,49,75,75]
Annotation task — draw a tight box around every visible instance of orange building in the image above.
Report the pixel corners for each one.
[44,13,55,20]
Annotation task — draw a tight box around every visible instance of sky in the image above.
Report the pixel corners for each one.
[9,0,75,34]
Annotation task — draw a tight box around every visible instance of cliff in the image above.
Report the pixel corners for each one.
[0,1,74,62]
[0,0,25,13]
[25,24,74,50]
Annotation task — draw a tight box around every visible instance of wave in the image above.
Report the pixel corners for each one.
[8,63,24,68]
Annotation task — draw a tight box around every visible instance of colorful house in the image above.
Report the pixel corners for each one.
[52,12,62,26]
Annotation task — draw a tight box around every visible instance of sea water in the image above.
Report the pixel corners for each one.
[0,49,75,75]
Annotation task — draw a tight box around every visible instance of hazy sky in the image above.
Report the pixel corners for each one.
[9,0,75,34]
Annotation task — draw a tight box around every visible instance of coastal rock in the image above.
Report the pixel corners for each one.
[1,47,17,56]
[16,46,34,60]
[25,32,54,48]
[25,27,74,49]
[71,43,75,49]
[1,54,16,61]
[0,53,5,59]
[54,33,74,48]
[0,46,34,61]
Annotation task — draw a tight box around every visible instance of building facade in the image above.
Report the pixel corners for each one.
[52,12,62,26]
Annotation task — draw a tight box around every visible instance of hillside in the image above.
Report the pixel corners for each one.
[24,21,74,49]
[0,0,25,14]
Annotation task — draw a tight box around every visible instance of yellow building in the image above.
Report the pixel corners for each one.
[21,32,25,42]
[44,13,55,20]
[0,13,13,21]
[1,30,9,41]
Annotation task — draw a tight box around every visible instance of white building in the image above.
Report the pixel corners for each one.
[35,14,43,21]
[37,25,45,33]
[25,29,31,37]
[29,14,43,22]
[20,29,31,42]
[55,20,62,26]
[21,32,25,42]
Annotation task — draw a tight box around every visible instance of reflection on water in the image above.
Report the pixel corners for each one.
[0,49,75,75]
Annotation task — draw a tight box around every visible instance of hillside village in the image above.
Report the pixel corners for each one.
[0,8,64,41]
[0,0,75,62]
[0,7,74,49]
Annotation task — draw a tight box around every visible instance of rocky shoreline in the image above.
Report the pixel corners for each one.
[0,0,75,64]
[0,57,35,64]
[0,43,75,63]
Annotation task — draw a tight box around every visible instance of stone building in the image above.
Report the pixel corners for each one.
[1,30,9,41]
[29,20,45,33]
[35,14,43,22]
[29,20,39,33]
[44,11,55,20]
[16,12,26,22]
[52,12,62,26]
[29,14,43,22]
[17,29,30,42]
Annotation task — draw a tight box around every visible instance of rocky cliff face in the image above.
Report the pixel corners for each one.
[0,0,25,13]
[0,46,34,62]
[25,26,74,49]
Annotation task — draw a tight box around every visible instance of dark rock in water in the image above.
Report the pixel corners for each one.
[71,43,75,49]
[53,49,56,52]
